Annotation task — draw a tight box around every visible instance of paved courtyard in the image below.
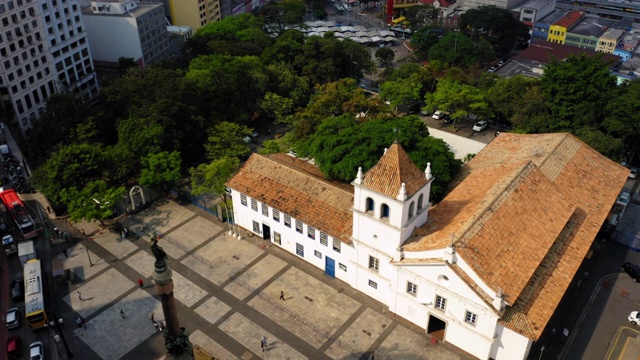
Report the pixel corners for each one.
[61,199,470,359]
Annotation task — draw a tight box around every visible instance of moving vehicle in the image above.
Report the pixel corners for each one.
[622,262,640,282]
[18,240,36,266]
[7,335,21,359]
[473,120,488,132]
[0,188,37,239]
[3,234,16,255]
[629,311,640,325]
[11,276,24,302]
[6,307,20,329]
[23,259,48,330]
[29,341,44,360]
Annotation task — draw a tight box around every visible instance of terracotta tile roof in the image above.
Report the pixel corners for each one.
[516,41,620,65]
[361,143,428,198]
[405,133,628,339]
[226,153,354,243]
[554,10,584,28]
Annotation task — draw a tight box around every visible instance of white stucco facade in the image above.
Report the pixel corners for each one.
[227,151,535,360]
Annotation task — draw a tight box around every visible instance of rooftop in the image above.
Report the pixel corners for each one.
[516,41,621,65]
[360,143,428,198]
[404,133,628,339]
[568,16,616,37]
[537,9,566,25]
[554,10,584,28]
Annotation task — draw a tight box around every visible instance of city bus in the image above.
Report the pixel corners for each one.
[0,187,37,239]
[24,259,48,330]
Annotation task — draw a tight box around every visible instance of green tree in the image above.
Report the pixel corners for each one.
[410,26,445,61]
[190,157,240,203]
[139,151,183,191]
[405,4,442,29]
[574,127,623,159]
[604,80,640,162]
[459,6,530,55]
[261,29,306,65]
[261,92,294,135]
[117,57,138,76]
[257,0,306,35]
[265,62,310,108]
[205,122,253,160]
[32,143,110,205]
[60,180,126,226]
[428,33,489,68]
[424,79,492,125]
[541,54,616,130]
[303,115,461,200]
[487,76,550,132]
[379,78,423,108]
[375,47,395,68]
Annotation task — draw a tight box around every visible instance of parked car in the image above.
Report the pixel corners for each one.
[487,66,498,73]
[432,110,444,119]
[6,307,20,330]
[617,192,631,206]
[7,335,21,359]
[629,311,640,325]
[622,262,640,282]
[442,114,452,124]
[11,276,24,303]
[473,120,488,132]
[630,169,637,179]
[29,341,44,360]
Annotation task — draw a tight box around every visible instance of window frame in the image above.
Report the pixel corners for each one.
[273,231,281,245]
[261,203,269,217]
[284,214,291,228]
[320,232,328,246]
[272,209,280,222]
[295,243,304,257]
[251,198,257,211]
[368,279,377,289]
[435,295,446,311]
[307,225,315,240]
[369,256,379,272]
[333,238,341,253]
[465,311,477,325]
[407,281,417,296]
[295,219,303,234]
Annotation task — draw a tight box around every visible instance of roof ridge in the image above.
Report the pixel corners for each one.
[454,161,536,250]
[361,143,427,198]
[262,154,353,196]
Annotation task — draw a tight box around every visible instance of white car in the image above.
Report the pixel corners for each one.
[617,192,631,205]
[473,120,488,132]
[30,341,44,360]
[630,169,637,179]
[629,311,640,325]
[432,111,444,119]
[6,307,20,330]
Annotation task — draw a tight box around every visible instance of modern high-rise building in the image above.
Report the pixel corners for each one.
[82,0,170,67]
[39,0,99,100]
[0,0,98,134]
[167,0,221,31]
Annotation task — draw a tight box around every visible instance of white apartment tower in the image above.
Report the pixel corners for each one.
[0,0,98,134]
[39,0,99,100]
[82,0,170,67]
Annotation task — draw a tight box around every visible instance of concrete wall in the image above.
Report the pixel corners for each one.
[83,15,142,63]
[427,127,487,160]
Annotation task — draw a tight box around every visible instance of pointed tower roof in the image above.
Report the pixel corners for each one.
[361,143,428,198]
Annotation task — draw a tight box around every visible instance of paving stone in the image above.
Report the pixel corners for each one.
[135,201,194,236]
[195,296,232,325]
[124,250,156,278]
[376,324,457,360]
[224,254,287,300]
[171,270,208,308]
[59,243,109,281]
[65,267,136,319]
[324,308,388,359]
[191,329,239,360]
[219,312,307,360]
[181,233,263,285]
[248,267,361,348]
[93,231,138,259]
[167,217,222,251]
[74,288,163,360]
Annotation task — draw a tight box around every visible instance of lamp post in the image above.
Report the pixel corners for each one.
[51,312,73,358]
[220,200,235,236]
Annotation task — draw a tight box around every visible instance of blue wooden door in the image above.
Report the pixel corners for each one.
[325,257,335,277]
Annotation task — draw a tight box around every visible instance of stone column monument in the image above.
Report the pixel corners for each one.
[151,234,193,359]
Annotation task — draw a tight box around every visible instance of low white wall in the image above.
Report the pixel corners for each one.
[428,127,487,160]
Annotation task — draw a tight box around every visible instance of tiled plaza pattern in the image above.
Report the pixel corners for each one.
[67,200,468,360]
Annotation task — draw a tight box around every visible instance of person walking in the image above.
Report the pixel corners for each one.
[77,291,82,301]
[150,313,155,324]
[81,317,87,329]
[76,317,82,329]
[137,278,144,289]
[120,309,126,319]
[261,336,267,352]
[279,291,285,301]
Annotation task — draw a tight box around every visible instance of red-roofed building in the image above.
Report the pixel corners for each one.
[548,10,584,44]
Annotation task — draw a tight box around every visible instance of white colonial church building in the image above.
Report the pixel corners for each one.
[226,133,627,359]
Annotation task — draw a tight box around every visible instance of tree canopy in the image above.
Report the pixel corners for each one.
[459,6,530,55]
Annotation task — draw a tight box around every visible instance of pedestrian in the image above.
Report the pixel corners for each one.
[76,317,82,329]
[81,317,86,329]
[279,291,285,301]
[137,278,144,289]
[58,317,65,330]
[261,336,267,352]
[121,230,126,239]
[150,313,155,324]
[62,249,68,258]
[81,229,86,236]
[124,227,129,237]
[53,227,59,237]
[120,309,126,319]
[77,291,82,301]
